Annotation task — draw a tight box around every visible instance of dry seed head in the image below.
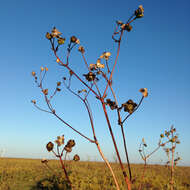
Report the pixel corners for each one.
[58,37,65,45]
[78,46,85,53]
[70,36,77,43]
[139,88,148,97]
[73,154,80,161]
[55,135,64,146]
[135,5,144,18]
[51,27,62,38]
[45,67,48,71]
[46,142,54,152]
[100,52,111,60]
[66,139,75,148]
[40,67,44,71]
[89,64,97,71]
[76,38,80,44]
[46,32,52,40]
[160,134,164,138]
[57,82,61,86]
[42,89,48,95]
[125,24,132,32]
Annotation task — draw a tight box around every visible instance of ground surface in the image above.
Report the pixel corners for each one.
[0,158,190,190]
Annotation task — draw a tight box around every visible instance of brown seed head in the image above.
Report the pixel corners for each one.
[73,154,80,161]
[42,89,48,95]
[46,142,54,152]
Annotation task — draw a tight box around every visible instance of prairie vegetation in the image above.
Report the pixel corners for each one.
[0,158,190,190]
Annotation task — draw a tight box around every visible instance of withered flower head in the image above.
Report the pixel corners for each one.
[66,139,75,148]
[46,142,54,152]
[76,38,80,44]
[73,154,80,161]
[45,67,48,71]
[42,89,48,95]
[83,72,96,82]
[70,36,78,43]
[57,82,61,86]
[55,135,64,146]
[139,88,148,97]
[100,52,111,60]
[142,138,147,147]
[31,71,36,76]
[125,24,132,32]
[78,46,85,54]
[46,32,52,40]
[135,5,144,18]
[96,59,105,69]
[160,134,164,138]
[40,67,44,71]
[106,99,117,110]
[51,27,62,38]
[89,64,97,71]
[58,37,65,45]
[122,100,137,114]
[170,137,176,143]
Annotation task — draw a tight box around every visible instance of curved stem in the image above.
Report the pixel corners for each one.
[96,142,120,190]
[53,112,95,143]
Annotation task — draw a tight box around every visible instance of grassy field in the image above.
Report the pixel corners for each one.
[0,158,190,190]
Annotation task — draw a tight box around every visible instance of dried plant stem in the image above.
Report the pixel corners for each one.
[109,84,132,181]
[138,159,147,190]
[53,112,95,143]
[54,51,99,98]
[170,133,174,190]
[96,142,120,190]
[101,101,131,190]
[103,30,124,98]
[84,100,120,189]
[61,80,120,189]
[59,156,72,187]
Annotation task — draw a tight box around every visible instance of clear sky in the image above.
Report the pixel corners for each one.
[0,0,190,166]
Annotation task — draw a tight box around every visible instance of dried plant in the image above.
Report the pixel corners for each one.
[42,135,80,189]
[30,5,173,190]
[160,126,181,190]
[138,126,181,190]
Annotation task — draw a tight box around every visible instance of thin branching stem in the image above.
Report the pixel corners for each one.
[109,83,132,181]
[103,30,124,99]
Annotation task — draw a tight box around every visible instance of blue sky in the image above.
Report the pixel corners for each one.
[0,0,190,166]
